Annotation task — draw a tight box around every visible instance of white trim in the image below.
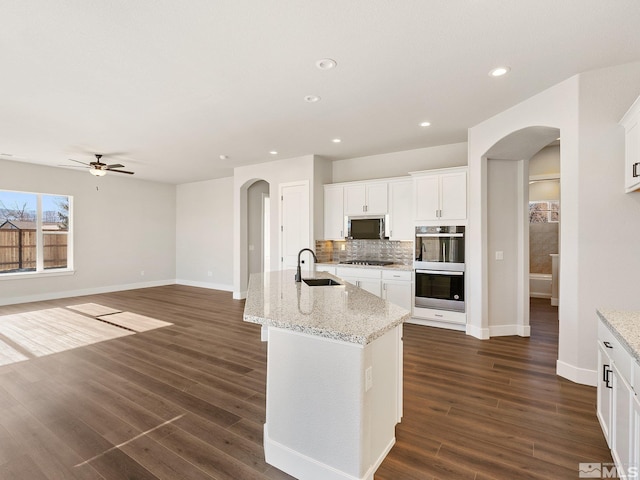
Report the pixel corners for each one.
[466,321,490,339]
[0,279,175,306]
[233,290,247,300]
[264,424,393,480]
[488,323,531,337]
[175,279,233,292]
[405,317,466,332]
[0,269,75,280]
[556,360,597,386]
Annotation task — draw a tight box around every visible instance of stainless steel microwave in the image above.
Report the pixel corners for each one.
[346,216,389,240]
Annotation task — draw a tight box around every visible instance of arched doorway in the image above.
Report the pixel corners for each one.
[481,126,560,337]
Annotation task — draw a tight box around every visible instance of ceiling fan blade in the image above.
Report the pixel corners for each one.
[105,163,125,169]
[108,169,135,175]
[69,158,90,166]
[59,164,89,168]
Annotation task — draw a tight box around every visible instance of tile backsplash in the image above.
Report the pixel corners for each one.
[315,239,414,265]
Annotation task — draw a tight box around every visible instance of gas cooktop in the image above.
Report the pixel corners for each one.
[339,260,394,266]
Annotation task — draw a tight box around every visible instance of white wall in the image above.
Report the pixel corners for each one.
[487,159,521,332]
[176,177,233,290]
[468,61,640,385]
[233,155,320,298]
[331,142,467,182]
[0,159,176,305]
[247,180,269,276]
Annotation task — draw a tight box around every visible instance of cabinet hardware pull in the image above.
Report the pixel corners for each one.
[634,162,640,178]
[603,341,613,349]
[603,363,610,382]
[604,367,613,389]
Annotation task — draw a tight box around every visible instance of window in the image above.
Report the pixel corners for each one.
[529,200,559,223]
[0,190,73,275]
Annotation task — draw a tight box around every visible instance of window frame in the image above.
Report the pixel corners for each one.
[0,189,74,279]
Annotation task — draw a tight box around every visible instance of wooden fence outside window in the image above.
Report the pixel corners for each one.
[0,229,68,273]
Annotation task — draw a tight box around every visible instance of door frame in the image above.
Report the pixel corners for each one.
[279,180,310,271]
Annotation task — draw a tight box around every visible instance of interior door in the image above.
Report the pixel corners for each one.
[280,182,310,272]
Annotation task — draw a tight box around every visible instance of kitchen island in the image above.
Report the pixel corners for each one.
[243,270,410,480]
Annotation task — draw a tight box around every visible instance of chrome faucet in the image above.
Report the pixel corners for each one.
[295,248,318,282]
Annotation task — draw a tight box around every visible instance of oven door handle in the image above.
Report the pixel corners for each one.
[416,269,464,276]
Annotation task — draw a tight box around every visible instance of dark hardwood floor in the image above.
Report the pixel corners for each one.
[0,288,611,479]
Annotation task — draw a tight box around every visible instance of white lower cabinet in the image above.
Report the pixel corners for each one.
[336,267,382,297]
[612,362,633,475]
[597,341,613,446]
[597,316,639,477]
[335,268,413,309]
[381,270,413,312]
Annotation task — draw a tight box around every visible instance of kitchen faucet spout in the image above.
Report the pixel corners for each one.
[295,248,318,282]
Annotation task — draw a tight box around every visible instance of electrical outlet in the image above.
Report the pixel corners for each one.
[365,367,373,391]
[495,251,504,261]
[140,270,145,276]
[207,271,213,277]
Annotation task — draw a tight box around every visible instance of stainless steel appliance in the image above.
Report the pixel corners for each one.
[346,216,389,240]
[339,260,394,266]
[414,225,464,270]
[414,225,465,312]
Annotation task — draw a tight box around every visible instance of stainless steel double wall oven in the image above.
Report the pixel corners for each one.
[414,225,465,312]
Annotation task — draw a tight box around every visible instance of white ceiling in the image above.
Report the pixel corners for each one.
[2,0,640,184]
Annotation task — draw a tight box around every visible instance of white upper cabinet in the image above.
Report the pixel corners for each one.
[323,185,345,240]
[620,95,640,193]
[388,179,414,240]
[344,182,388,215]
[412,167,467,222]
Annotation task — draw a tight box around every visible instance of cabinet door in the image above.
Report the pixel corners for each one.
[344,184,367,215]
[358,278,382,297]
[414,175,440,221]
[597,342,614,447]
[632,393,640,469]
[383,280,412,311]
[365,182,388,215]
[324,186,345,240]
[625,117,640,193]
[612,363,633,474]
[440,171,467,220]
[388,180,414,240]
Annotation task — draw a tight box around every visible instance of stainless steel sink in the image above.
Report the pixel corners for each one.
[302,278,342,287]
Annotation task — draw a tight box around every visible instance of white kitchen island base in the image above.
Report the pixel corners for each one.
[263,325,402,480]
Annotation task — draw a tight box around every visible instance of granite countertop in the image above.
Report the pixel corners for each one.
[243,270,410,345]
[597,309,640,363]
[316,262,414,271]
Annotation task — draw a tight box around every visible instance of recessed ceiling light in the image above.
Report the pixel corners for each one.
[219,155,228,160]
[269,151,278,155]
[316,58,337,70]
[332,138,342,143]
[420,121,431,127]
[489,66,511,77]
[304,95,321,103]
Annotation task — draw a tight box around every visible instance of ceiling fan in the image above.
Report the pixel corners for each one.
[62,154,134,176]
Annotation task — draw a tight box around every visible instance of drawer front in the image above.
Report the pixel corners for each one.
[316,265,336,275]
[336,267,382,279]
[413,306,466,324]
[382,270,412,281]
[599,319,633,384]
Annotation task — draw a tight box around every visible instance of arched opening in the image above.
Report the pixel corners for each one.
[482,126,560,338]
[236,178,270,297]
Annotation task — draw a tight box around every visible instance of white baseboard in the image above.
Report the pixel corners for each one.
[530,292,552,299]
[550,297,559,306]
[466,322,490,339]
[233,290,247,300]
[175,279,233,291]
[264,425,394,480]
[488,323,531,337]
[0,279,175,307]
[556,360,597,386]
